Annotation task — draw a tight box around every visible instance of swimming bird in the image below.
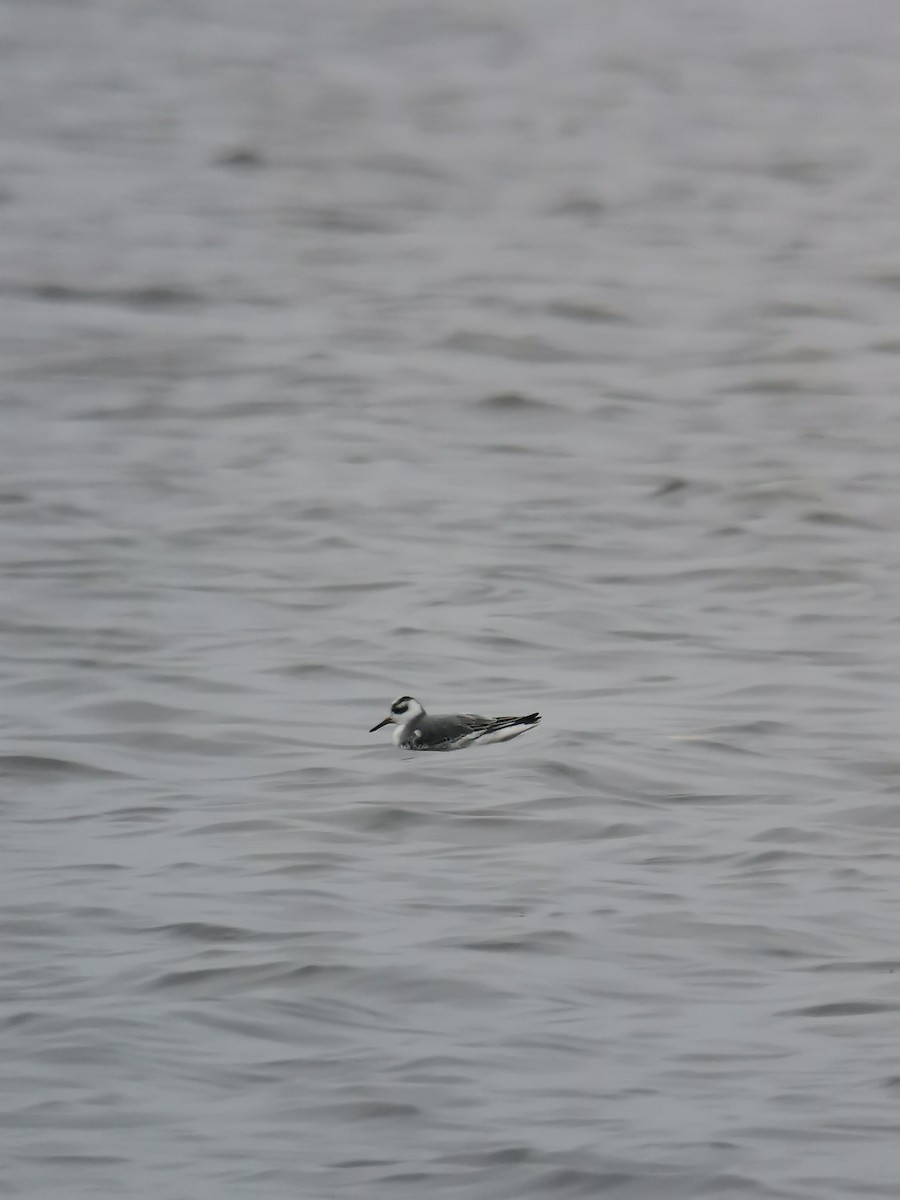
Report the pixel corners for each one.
[369,695,541,752]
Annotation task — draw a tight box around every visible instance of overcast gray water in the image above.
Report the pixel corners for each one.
[3,1,900,1196]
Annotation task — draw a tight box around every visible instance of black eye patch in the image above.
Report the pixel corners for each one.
[391,703,408,715]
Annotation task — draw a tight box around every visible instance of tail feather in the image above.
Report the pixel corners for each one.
[474,712,541,746]
[492,712,540,728]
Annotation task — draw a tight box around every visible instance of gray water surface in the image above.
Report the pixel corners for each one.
[3,1,900,1196]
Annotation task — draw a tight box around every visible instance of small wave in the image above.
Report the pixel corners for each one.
[213,146,265,168]
[452,929,580,954]
[146,961,351,996]
[783,1001,900,1018]
[150,922,257,943]
[442,332,575,363]
[545,300,629,324]
[477,391,555,411]
[291,206,394,234]
[550,193,608,220]
[8,282,204,309]
[0,755,124,780]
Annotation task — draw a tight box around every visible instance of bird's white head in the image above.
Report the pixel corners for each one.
[369,695,424,732]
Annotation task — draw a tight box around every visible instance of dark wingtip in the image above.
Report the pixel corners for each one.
[524,712,541,723]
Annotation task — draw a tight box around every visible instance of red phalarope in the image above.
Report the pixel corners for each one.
[369,696,541,752]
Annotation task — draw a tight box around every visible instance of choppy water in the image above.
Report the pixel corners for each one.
[3,1,900,1196]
